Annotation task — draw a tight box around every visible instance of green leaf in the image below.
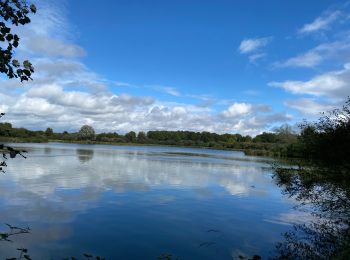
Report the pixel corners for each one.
[30,4,37,13]
[23,60,32,70]
[12,59,20,67]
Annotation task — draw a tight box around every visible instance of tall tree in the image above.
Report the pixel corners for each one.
[45,127,53,136]
[78,125,96,141]
[125,131,136,142]
[137,131,147,143]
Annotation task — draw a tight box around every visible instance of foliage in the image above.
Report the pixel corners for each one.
[253,132,277,143]
[137,131,147,143]
[3,97,350,164]
[272,164,350,259]
[78,125,95,141]
[0,122,302,157]
[125,131,136,142]
[0,0,36,81]
[45,127,53,136]
[0,224,106,259]
[0,0,36,171]
[0,114,27,173]
[297,97,350,163]
[0,223,30,242]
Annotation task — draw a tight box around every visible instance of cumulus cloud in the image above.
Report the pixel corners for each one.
[219,103,289,135]
[272,4,350,118]
[269,63,350,99]
[238,37,271,54]
[270,62,350,119]
[222,103,252,117]
[299,10,341,34]
[0,0,291,136]
[0,83,291,135]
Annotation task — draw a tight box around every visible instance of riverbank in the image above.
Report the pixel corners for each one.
[0,136,295,158]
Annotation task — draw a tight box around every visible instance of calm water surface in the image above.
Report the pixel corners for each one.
[0,143,307,259]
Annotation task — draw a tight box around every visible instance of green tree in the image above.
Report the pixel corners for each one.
[78,125,95,141]
[254,132,277,143]
[294,97,350,162]
[137,131,147,143]
[125,131,136,142]
[274,124,297,144]
[0,122,12,136]
[45,127,53,136]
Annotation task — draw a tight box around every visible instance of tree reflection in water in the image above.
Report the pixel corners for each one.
[0,223,105,259]
[76,148,94,163]
[272,164,350,259]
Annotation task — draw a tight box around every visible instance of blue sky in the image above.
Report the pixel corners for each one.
[1,0,349,135]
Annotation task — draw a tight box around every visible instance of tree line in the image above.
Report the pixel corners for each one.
[2,96,349,164]
[0,122,299,156]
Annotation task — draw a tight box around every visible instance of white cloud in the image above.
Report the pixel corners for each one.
[274,38,350,68]
[222,103,252,117]
[0,83,290,136]
[4,145,273,206]
[25,36,86,58]
[285,98,336,116]
[0,1,291,136]
[115,81,137,88]
[238,37,271,54]
[154,86,181,97]
[275,51,323,68]
[299,11,341,34]
[269,63,350,99]
[248,53,266,64]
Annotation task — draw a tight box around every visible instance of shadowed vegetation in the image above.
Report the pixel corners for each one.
[272,164,350,259]
[270,98,350,259]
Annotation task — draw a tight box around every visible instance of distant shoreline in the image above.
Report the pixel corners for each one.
[0,137,289,158]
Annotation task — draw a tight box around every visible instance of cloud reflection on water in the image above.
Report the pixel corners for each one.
[0,143,289,259]
[5,144,273,198]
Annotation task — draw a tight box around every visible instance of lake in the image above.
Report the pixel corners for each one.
[0,143,307,259]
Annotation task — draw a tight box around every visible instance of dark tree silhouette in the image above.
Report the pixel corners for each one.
[272,165,350,259]
[0,0,36,81]
[45,127,53,136]
[0,0,36,172]
[297,97,350,163]
[125,131,136,142]
[0,2,36,259]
